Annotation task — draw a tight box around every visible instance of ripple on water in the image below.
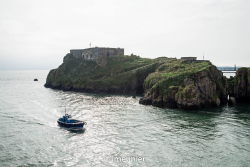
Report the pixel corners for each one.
[1,70,250,166]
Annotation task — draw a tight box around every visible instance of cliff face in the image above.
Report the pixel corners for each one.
[233,68,250,102]
[45,53,229,109]
[139,60,227,109]
[45,54,161,94]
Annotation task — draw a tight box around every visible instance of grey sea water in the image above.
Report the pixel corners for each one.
[0,70,249,167]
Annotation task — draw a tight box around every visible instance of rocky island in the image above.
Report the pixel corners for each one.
[45,47,250,110]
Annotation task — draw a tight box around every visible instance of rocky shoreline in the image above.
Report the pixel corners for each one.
[45,53,250,110]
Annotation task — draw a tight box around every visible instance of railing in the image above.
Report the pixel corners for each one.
[217,66,238,73]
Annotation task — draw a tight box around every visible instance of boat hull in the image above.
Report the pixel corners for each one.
[57,120,85,128]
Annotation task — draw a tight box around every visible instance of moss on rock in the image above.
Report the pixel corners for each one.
[140,60,227,109]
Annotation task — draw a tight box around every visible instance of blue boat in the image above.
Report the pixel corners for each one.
[57,113,86,129]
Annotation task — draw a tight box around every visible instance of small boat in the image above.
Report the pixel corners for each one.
[57,113,86,129]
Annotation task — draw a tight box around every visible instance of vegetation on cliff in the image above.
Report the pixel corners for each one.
[45,54,162,94]
[139,59,228,109]
[45,53,229,110]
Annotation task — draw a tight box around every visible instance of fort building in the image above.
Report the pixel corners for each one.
[70,47,124,61]
[181,57,197,61]
[181,57,210,63]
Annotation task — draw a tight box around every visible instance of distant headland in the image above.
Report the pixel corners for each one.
[45,47,250,110]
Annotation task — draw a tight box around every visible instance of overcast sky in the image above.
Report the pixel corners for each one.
[0,0,249,70]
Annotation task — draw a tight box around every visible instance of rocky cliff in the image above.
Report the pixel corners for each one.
[45,54,161,94]
[139,60,227,109]
[228,68,250,102]
[45,53,229,110]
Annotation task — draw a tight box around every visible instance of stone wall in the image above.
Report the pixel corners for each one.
[70,47,124,60]
[70,49,85,58]
[181,57,197,61]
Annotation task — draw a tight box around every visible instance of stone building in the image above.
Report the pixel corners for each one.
[181,57,197,61]
[70,47,124,60]
[181,57,210,63]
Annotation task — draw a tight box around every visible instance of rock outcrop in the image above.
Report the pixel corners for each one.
[45,53,237,110]
[232,68,250,102]
[139,60,227,109]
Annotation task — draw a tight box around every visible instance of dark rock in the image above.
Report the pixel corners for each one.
[34,78,38,81]
[228,97,236,105]
[139,97,152,105]
[234,68,250,102]
[227,76,235,97]
[152,98,164,108]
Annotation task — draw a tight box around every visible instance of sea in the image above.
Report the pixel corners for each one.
[0,70,249,167]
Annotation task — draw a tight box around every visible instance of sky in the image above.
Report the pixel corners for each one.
[0,0,249,70]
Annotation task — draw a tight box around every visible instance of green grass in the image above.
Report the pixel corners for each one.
[46,54,163,93]
[144,60,212,94]
[46,54,213,96]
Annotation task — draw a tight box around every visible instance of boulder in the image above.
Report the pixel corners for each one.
[139,97,152,105]
[228,97,236,105]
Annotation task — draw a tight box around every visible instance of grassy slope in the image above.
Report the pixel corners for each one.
[46,54,227,109]
[140,59,228,109]
[45,54,162,94]
[46,54,219,106]
[144,59,212,96]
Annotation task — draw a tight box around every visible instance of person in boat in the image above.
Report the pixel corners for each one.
[63,114,71,122]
